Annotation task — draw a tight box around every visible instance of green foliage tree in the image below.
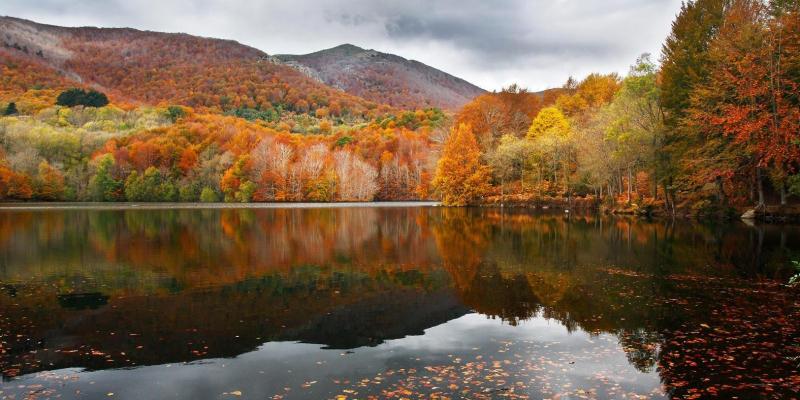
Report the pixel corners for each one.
[489,134,535,198]
[125,167,178,201]
[88,154,122,201]
[236,181,256,202]
[3,102,18,116]
[660,0,727,126]
[200,186,219,203]
[179,181,200,202]
[56,88,110,108]
[604,54,665,203]
[659,0,726,212]
[167,105,186,122]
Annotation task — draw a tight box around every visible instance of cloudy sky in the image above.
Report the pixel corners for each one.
[0,0,684,91]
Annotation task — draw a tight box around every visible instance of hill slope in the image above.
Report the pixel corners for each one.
[0,17,379,116]
[276,44,485,110]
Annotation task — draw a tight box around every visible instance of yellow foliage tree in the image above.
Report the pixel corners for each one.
[527,107,573,194]
[527,107,571,139]
[433,124,491,206]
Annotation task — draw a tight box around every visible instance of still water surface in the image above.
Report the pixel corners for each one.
[0,205,798,399]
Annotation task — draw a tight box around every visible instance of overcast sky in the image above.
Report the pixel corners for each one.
[0,0,684,91]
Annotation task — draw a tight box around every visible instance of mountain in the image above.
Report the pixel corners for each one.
[275,44,486,110]
[0,17,379,115]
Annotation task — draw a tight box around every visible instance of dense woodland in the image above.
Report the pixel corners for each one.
[0,0,798,214]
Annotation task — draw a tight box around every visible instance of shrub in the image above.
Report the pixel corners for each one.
[200,187,218,203]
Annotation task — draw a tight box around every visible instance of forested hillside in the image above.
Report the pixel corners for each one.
[0,16,382,116]
[0,0,798,216]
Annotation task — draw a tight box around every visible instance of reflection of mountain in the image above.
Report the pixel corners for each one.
[57,292,109,310]
[284,288,469,349]
[0,270,462,377]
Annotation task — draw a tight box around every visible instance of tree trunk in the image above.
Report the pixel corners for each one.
[627,167,633,205]
[663,178,675,216]
[652,173,658,200]
[780,180,787,206]
[756,166,765,209]
[500,176,505,205]
[715,175,727,205]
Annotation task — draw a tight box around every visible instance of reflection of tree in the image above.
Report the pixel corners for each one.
[0,208,797,394]
[617,329,660,373]
[430,208,492,290]
[459,262,540,326]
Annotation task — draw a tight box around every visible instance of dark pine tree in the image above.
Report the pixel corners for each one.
[3,102,18,116]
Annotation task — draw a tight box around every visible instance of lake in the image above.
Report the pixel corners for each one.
[0,205,798,399]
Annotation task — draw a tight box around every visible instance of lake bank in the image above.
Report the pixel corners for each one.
[1,200,799,225]
[0,201,441,210]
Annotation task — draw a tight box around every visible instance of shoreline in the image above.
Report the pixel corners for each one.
[0,201,442,211]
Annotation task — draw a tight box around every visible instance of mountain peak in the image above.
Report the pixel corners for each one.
[331,43,365,52]
[277,45,484,110]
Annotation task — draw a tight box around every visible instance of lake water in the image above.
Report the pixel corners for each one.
[0,205,798,399]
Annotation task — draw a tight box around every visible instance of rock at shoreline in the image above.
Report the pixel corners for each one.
[741,209,756,220]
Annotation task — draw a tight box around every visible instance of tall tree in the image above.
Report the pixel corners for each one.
[605,55,665,203]
[689,0,800,207]
[659,0,727,212]
[433,124,491,206]
[527,107,573,194]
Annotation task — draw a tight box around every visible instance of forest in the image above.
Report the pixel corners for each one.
[0,0,797,216]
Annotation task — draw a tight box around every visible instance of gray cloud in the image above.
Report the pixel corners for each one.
[0,0,683,91]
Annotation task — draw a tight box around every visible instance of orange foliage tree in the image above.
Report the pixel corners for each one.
[432,124,491,206]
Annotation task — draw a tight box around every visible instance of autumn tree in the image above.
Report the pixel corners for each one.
[556,74,621,117]
[433,124,491,206]
[659,0,727,211]
[688,0,800,207]
[455,86,542,149]
[603,55,665,204]
[527,107,573,194]
[489,134,535,199]
[35,161,65,200]
[334,151,379,201]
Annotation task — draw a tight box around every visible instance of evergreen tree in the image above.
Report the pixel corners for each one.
[659,0,727,212]
[3,102,18,116]
[56,88,110,108]
[660,0,727,126]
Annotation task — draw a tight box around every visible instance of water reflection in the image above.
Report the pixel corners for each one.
[0,207,797,399]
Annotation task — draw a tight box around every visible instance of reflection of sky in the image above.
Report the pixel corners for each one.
[4,314,664,399]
